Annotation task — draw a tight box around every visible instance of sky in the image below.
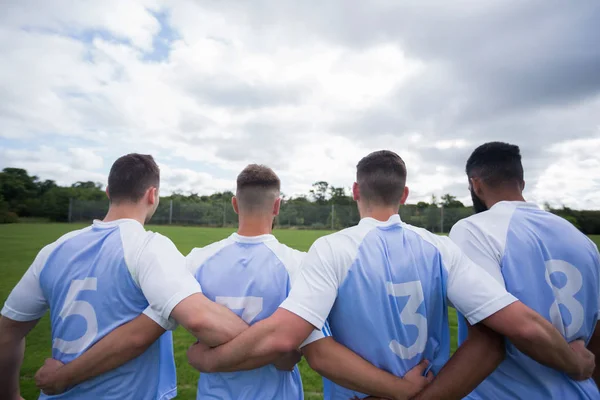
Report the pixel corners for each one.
[1,0,599,208]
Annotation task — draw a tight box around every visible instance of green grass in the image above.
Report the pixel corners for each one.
[2,224,597,399]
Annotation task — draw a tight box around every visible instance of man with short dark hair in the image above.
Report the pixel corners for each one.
[441,142,600,399]
[186,150,595,400]
[0,153,248,400]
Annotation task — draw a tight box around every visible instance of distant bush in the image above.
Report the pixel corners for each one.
[0,211,19,224]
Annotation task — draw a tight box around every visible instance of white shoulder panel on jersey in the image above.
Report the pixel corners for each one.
[118,223,201,326]
[263,240,306,283]
[403,223,517,324]
[449,202,519,285]
[1,226,93,321]
[186,237,236,275]
[279,223,375,330]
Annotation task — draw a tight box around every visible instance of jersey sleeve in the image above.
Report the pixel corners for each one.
[131,233,202,327]
[440,234,517,325]
[279,237,343,330]
[300,320,331,348]
[449,221,506,285]
[1,245,50,321]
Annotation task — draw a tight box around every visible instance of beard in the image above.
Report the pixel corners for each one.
[470,188,488,214]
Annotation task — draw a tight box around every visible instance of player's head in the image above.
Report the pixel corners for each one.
[107,153,160,222]
[353,150,409,211]
[233,164,281,220]
[466,142,525,213]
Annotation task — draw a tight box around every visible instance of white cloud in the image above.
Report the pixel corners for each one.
[69,148,104,170]
[0,0,599,209]
[532,137,600,209]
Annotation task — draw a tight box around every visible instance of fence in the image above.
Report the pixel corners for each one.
[70,199,474,233]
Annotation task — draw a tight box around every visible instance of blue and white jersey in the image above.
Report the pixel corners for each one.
[187,232,323,400]
[281,214,517,400]
[1,219,201,400]
[451,201,600,400]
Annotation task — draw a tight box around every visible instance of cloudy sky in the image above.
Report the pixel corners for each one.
[1,0,599,208]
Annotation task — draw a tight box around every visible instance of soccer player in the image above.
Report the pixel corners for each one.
[185,164,431,399]
[187,150,595,400]
[443,142,600,399]
[0,154,248,400]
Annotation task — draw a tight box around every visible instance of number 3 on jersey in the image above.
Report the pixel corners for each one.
[54,278,98,354]
[387,281,427,359]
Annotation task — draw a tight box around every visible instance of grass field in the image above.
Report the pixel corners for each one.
[1,224,598,399]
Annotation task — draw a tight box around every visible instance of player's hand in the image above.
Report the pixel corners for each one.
[568,340,595,381]
[35,358,68,395]
[273,349,302,371]
[401,359,434,398]
[187,341,214,372]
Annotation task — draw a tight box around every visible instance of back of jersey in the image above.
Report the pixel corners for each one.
[459,204,600,399]
[325,216,450,399]
[187,233,304,400]
[38,220,176,400]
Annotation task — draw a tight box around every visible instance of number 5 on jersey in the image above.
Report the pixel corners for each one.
[387,281,428,360]
[54,278,99,354]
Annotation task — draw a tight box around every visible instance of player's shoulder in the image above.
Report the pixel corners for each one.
[451,204,519,246]
[319,223,372,248]
[308,224,371,267]
[186,236,237,273]
[402,223,446,244]
[34,226,95,270]
[264,239,306,267]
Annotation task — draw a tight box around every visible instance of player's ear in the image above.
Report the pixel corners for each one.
[105,186,110,201]
[521,180,526,191]
[400,186,409,205]
[147,187,158,205]
[273,197,281,216]
[470,177,483,196]
[352,182,360,201]
[232,196,240,215]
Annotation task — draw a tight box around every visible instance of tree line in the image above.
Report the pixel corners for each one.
[1,168,599,234]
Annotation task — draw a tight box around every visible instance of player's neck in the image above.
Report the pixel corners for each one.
[486,191,526,209]
[359,206,399,222]
[237,215,273,237]
[103,205,146,226]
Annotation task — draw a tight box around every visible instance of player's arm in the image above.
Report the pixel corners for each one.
[35,313,165,395]
[303,333,432,400]
[0,248,49,399]
[134,234,248,345]
[0,317,39,400]
[412,319,504,400]
[187,237,343,372]
[587,322,600,387]
[187,307,315,372]
[445,233,594,381]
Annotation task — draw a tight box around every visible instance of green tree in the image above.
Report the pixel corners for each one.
[0,168,40,216]
[441,194,465,208]
[310,181,329,204]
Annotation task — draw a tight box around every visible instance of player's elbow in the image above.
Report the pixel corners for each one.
[303,346,329,376]
[271,333,299,354]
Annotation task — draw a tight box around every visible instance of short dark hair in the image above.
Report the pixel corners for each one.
[236,164,280,212]
[356,150,407,206]
[466,142,524,186]
[107,153,160,203]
